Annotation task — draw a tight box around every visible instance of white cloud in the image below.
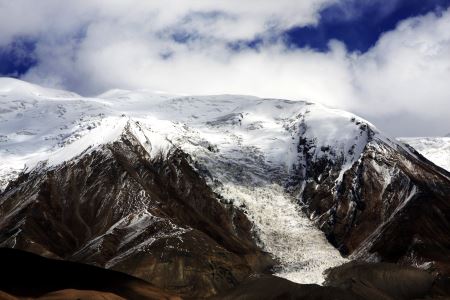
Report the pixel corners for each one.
[1,1,449,136]
[0,0,336,45]
[351,9,450,135]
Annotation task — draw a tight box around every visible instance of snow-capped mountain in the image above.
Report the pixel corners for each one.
[1,78,449,298]
[399,137,450,172]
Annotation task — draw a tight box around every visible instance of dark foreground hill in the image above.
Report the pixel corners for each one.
[1,248,449,300]
[0,248,179,299]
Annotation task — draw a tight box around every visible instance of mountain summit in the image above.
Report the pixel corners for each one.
[0,78,449,298]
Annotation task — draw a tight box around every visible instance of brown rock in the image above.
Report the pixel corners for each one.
[0,127,274,298]
[297,133,450,275]
[37,289,125,300]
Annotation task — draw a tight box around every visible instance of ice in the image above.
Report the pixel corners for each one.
[217,183,347,284]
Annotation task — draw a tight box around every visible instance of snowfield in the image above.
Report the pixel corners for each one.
[399,137,450,172]
[1,77,413,284]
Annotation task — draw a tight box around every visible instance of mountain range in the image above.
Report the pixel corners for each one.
[0,78,449,299]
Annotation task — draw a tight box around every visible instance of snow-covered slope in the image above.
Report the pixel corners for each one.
[1,78,449,287]
[399,137,450,171]
[0,78,372,283]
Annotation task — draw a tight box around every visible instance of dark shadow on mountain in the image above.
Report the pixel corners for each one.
[0,248,180,300]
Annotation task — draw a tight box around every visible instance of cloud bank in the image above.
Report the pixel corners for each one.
[0,0,449,136]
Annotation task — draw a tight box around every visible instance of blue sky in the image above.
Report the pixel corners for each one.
[0,0,450,136]
[286,0,450,52]
[1,0,449,76]
[0,38,37,77]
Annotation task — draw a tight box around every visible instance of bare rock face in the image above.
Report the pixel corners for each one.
[295,129,450,274]
[324,261,435,300]
[213,261,449,300]
[0,127,274,298]
[324,261,450,300]
[212,274,362,300]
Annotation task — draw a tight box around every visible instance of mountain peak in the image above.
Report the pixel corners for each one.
[0,79,386,192]
[1,79,449,296]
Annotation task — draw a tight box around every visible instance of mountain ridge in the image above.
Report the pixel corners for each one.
[399,137,450,172]
[1,78,449,298]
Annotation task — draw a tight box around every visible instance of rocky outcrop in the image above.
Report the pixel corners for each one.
[0,127,274,298]
[213,274,362,300]
[324,261,436,300]
[214,261,449,300]
[296,131,450,275]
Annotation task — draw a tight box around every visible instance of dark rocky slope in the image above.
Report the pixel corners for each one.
[0,126,274,298]
[214,261,449,300]
[295,128,450,275]
[324,261,448,300]
[2,248,448,300]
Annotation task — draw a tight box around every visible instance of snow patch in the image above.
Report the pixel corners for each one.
[399,137,450,171]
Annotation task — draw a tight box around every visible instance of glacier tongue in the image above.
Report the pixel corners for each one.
[156,98,351,284]
[217,183,347,284]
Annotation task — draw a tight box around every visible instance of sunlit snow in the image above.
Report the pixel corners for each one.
[0,77,397,284]
[399,137,450,172]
